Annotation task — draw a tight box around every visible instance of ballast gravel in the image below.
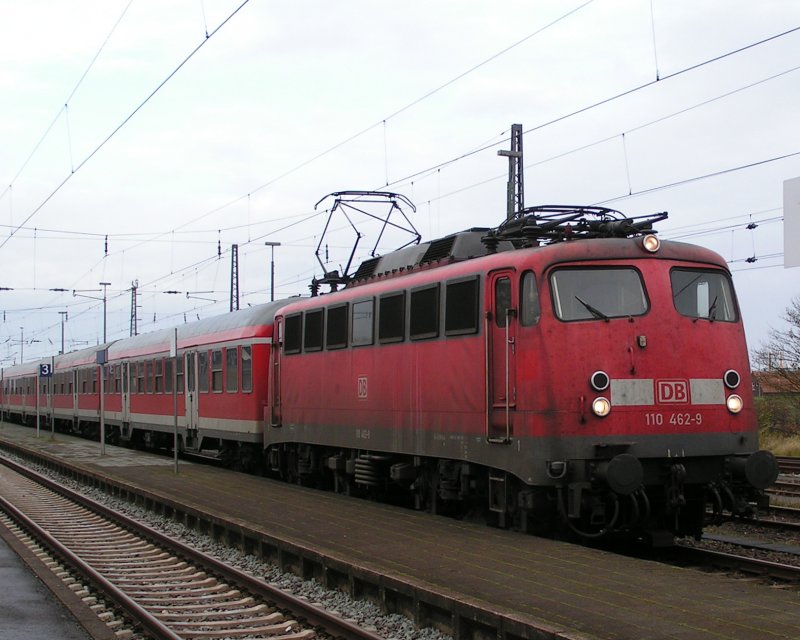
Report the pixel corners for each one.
[8,454,451,640]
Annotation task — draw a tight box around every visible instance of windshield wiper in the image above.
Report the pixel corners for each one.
[707,295,718,321]
[575,295,609,321]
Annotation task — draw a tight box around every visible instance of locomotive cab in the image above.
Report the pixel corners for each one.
[512,230,778,543]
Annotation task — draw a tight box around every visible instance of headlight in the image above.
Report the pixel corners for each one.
[592,396,611,417]
[724,369,740,389]
[726,394,743,414]
[590,370,610,391]
[642,234,660,253]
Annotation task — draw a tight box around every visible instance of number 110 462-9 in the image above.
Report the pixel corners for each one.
[645,412,703,427]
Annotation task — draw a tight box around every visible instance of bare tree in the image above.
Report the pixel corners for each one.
[751,296,800,434]
[751,296,800,389]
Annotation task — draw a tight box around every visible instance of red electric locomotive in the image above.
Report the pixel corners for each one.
[0,205,778,545]
[265,205,778,543]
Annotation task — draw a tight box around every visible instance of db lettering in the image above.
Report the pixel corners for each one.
[657,380,689,404]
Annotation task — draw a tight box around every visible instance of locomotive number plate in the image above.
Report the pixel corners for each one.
[645,412,703,427]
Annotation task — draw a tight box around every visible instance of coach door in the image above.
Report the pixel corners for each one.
[269,318,283,428]
[486,270,517,442]
[121,362,130,424]
[185,351,199,431]
[71,370,79,420]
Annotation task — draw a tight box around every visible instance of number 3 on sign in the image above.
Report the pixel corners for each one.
[39,363,53,377]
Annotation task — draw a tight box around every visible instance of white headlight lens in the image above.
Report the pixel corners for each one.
[642,234,660,253]
[592,396,611,417]
[726,394,743,414]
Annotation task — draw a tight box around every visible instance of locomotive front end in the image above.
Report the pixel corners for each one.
[524,231,778,544]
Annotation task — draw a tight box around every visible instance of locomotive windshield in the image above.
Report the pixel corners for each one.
[670,268,737,322]
[550,268,648,321]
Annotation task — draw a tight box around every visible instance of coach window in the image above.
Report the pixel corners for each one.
[304,309,324,352]
[379,292,405,343]
[81,370,88,394]
[165,359,173,393]
[495,278,512,328]
[146,360,154,393]
[211,349,223,392]
[176,357,184,394]
[521,271,541,326]
[285,313,302,355]
[352,299,374,346]
[198,351,209,393]
[226,347,238,392]
[445,276,479,336]
[92,368,98,394]
[137,362,145,393]
[326,304,348,349]
[154,359,163,393]
[241,345,252,392]
[410,284,439,340]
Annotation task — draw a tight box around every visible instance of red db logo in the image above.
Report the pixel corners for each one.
[357,376,368,400]
[657,380,689,404]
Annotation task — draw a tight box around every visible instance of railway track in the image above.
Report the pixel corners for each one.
[777,456,800,475]
[674,543,800,585]
[0,455,385,640]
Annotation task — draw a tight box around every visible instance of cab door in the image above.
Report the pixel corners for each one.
[486,270,517,442]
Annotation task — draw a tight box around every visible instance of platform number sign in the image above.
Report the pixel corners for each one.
[39,363,53,378]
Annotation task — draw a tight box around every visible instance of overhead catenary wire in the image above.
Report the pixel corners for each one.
[0,0,253,254]
[3,13,794,360]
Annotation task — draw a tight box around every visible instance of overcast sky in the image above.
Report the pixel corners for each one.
[1,0,798,364]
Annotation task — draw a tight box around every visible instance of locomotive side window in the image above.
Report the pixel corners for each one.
[521,271,541,326]
[304,309,324,352]
[495,278,512,328]
[352,299,375,346]
[284,313,302,354]
[551,268,647,321]
[241,345,252,392]
[326,304,348,349]
[198,351,209,393]
[211,349,223,392]
[410,284,439,340]
[670,268,737,322]
[226,347,238,392]
[445,276,479,335]
[379,292,405,343]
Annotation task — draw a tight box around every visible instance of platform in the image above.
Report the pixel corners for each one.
[1,421,798,640]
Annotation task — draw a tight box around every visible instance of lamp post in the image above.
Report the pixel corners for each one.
[99,282,111,343]
[264,242,281,301]
[58,311,68,354]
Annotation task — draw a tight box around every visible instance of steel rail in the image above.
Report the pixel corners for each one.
[0,455,385,640]
[0,491,181,640]
[677,545,800,583]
